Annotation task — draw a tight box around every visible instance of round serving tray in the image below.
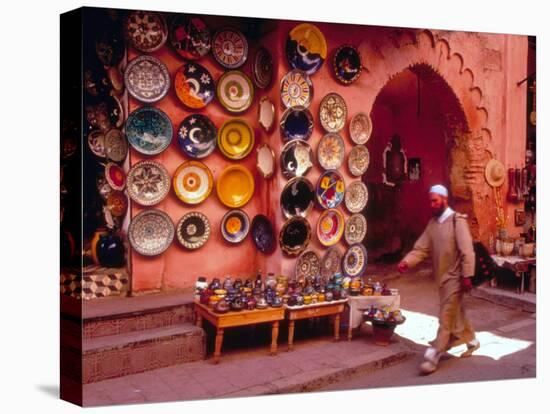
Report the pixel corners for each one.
[127,160,171,206]
[128,209,175,256]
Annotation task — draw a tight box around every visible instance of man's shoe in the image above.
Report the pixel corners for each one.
[460,338,480,358]
[419,360,438,375]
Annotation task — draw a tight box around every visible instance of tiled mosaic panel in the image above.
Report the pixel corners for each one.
[61,268,129,300]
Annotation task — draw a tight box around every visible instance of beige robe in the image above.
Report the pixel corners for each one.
[403,212,476,352]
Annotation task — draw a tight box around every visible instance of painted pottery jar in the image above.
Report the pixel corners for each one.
[96,232,125,268]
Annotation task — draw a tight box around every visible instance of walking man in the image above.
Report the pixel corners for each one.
[397,184,480,374]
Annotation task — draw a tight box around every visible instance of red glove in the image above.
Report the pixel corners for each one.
[461,276,473,292]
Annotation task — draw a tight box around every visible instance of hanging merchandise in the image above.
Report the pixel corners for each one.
[280,139,314,178]
[348,145,370,176]
[174,61,215,109]
[176,211,211,250]
[177,113,217,159]
[342,243,368,278]
[349,112,372,145]
[220,209,250,244]
[212,27,249,68]
[280,106,314,142]
[319,93,347,133]
[280,69,313,108]
[258,96,275,132]
[104,128,128,163]
[317,133,345,170]
[251,214,275,254]
[320,246,343,280]
[295,250,321,282]
[345,181,369,213]
[173,160,214,205]
[169,15,211,60]
[344,213,367,245]
[104,162,126,191]
[279,216,311,256]
[280,177,315,218]
[216,70,254,113]
[216,165,254,208]
[125,106,173,155]
[256,143,276,179]
[128,209,175,256]
[124,55,170,103]
[218,118,255,160]
[332,44,362,85]
[285,23,327,75]
[316,170,346,209]
[124,10,168,53]
[317,208,345,246]
[253,46,274,89]
[126,160,171,206]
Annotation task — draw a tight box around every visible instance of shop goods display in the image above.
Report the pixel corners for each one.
[252,46,274,89]
[107,66,125,96]
[124,55,170,103]
[317,208,345,246]
[173,160,213,205]
[212,27,248,68]
[104,162,126,191]
[84,63,112,97]
[485,158,506,187]
[94,24,125,67]
[256,143,276,179]
[295,250,321,282]
[177,113,217,159]
[128,209,175,256]
[258,96,275,132]
[169,15,211,60]
[285,23,327,75]
[348,145,370,176]
[216,70,254,113]
[174,61,215,109]
[349,112,372,145]
[218,118,255,160]
[280,106,314,141]
[220,209,250,244]
[345,181,369,213]
[280,177,315,218]
[344,213,367,245]
[279,216,311,256]
[94,231,126,268]
[127,160,171,206]
[87,129,105,158]
[85,95,124,132]
[216,164,254,208]
[251,214,275,253]
[319,93,347,133]
[280,139,314,178]
[106,191,128,217]
[125,106,173,155]
[342,243,368,278]
[104,128,128,162]
[280,69,313,108]
[332,44,362,84]
[124,10,168,52]
[176,211,211,249]
[317,133,345,170]
[96,175,112,200]
[320,246,343,279]
[316,170,346,209]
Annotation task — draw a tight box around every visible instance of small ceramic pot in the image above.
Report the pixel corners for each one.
[209,278,222,290]
[325,291,334,301]
[214,298,229,313]
[96,232,125,268]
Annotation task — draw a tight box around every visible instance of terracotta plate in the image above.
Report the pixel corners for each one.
[216,164,254,208]
[125,107,172,155]
[317,133,345,170]
[285,23,327,76]
[256,143,276,179]
[317,208,345,246]
[316,170,346,209]
[345,181,368,213]
[344,213,367,245]
[173,161,213,205]
[212,27,248,69]
[129,209,174,256]
[253,46,273,89]
[104,162,126,191]
[320,93,347,133]
[177,113,217,159]
[348,145,370,176]
[221,209,250,244]
[332,45,362,84]
[217,70,254,113]
[279,216,311,257]
[280,139,314,178]
[127,160,171,206]
[258,96,275,132]
[320,246,343,279]
[176,211,211,249]
[104,128,128,162]
[280,106,314,142]
[124,55,170,103]
[124,10,168,53]
[342,243,368,278]
[174,62,215,109]
[106,191,128,217]
[169,15,211,60]
[295,250,321,282]
[218,119,255,160]
[280,177,315,219]
[349,112,372,145]
[251,214,275,253]
[280,69,313,108]
[87,130,105,158]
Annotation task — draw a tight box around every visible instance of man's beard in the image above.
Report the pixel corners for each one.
[432,206,446,217]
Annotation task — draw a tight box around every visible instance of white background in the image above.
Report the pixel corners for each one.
[0,0,547,412]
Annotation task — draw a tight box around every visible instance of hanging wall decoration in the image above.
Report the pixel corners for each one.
[280,106,314,141]
[218,118,255,160]
[124,55,171,103]
[285,23,327,75]
[348,145,370,176]
[128,209,175,256]
[124,10,168,53]
[177,113,217,159]
[279,216,311,256]
[169,15,211,60]
[212,27,249,69]
[280,69,313,108]
[280,177,315,218]
[344,213,367,245]
[176,211,211,249]
[174,62,215,109]
[126,160,171,206]
[221,209,250,244]
[320,93,347,133]
[216,164,255,208]
[253,46,274,89]
[316,170,346,209]
[349,112,372,145]
[317,133,345,170]
[332,44,362,84]
[280,139,314,178]
[125,106,173,155]
[317,208,345,246]
[173,160,214,205]
[216,70,254,113]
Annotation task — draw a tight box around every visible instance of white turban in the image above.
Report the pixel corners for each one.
[429,184,448,197]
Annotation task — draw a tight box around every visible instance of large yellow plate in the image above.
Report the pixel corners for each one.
[218,119,255,160]
[217,165,255,208]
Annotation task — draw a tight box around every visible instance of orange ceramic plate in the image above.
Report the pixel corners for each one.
[217,164,255,208]
[218,119,255,160]
[173,161,213,205]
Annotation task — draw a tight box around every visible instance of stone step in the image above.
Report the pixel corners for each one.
[471,285,536,313]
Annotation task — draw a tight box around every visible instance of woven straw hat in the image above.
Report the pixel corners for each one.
[484,159,505,187]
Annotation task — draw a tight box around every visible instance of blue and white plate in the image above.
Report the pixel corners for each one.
[125,107,173,155]
[177,114,217,159]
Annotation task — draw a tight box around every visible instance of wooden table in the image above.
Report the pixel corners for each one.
[346,295,401,341]
[284,300,346,351]
[491,255,536,294]
[194,301,285,364]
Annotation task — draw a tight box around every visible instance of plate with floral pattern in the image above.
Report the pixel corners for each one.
[177,114,217,159]
[285,23,327,76]
[320,93,347,133]
[280,69,313,108]
[348,145,370,176]
[125,107,173,155]
[349,112,372,145]
[342,243,368,278]
[221,209,250,244]
[169,15,211,60]
[316,170,345,209]
[332,45,362,84]
[128,209,174,256]
[320,246,343,279]
[280,106,314,142]
[174,62,215,109]
[317,208,345,246]
[216,70,254,113]
[317,133,345,170]
[253,47,273,89]
[124,55,170,103]
[345,181,368,213]
[173,160,213,205]
[279,216,311,257]
[295,250,321,282]
[280,139,314,178]
[126,160,171,206]
[212,27,248,69]
[104,128,128,162]
[176,211,211,250]
[344,213,367,245]
[124,10,168,53]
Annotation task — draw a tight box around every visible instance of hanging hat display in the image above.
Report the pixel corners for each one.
[484,159,506,187]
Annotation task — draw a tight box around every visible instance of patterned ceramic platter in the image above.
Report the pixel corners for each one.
[104,128,128,162]
[319,93,348,133]
[344,213,367,245]
[127,160,171,206]
[217,70,254,113]
[106,191,128,217]
[280,139,314,178]
[104,162,126,191]
[176,211,211,249]
[320,246,343,279]
[280,177,315,219]
[280,106,314,142]
[221,209,250,244]
[125,107,173,155]
[285,23,327,76]
[124,55,170,103]
[128,209,174,256]
[96,175,112,200]
[216,164,254,208]
[173,161,213,205]
[279,216,311,257]
[317,133,345,170]
[87,130,105,158]
[345,181,368,213]
[295,250,321,281]
[280,69,313,108]
[251,214,275,253]
[316,170,345,209]
[317,208,345,246]
[256,143,275,179]
[253,46,273,89]
[342,243,368,278]
[212,27,248,69]
[169,15,211,60]
[174,62,215,109]
[258,96,275,132]
[349,112,372,145]
[332,45,362,85]
[124,10,168,53]
[177,114,217,159]
[218,119,255,160]
[85,95,124,132]
[348,145,370,176]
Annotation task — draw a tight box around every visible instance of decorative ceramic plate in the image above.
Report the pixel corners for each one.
[169,15,211,60]
[348,145,370,176]
[256,143,275,179]
[295,250,321,281]
[253,46,273,89]
[85,95,124,132]
[317,208,345,246]
[105,162,126,191]
[280,139,314,178]
[285,23,327,76]
[106,191,128,217]
[96,175,112,200]
[221,209,250,244]
[217,70,254,113]
[344,213,367,245]
[218,119,255,160]
[316,170,345,209]
[258,96,275,132]
[174,62,215,109]
[127,160,171,206]
[177,114,217,159]
[349,112,372,145]
[216,164,254,208]
[317,133,345,170]
[251,214,275,253]
[125,107,173,155]
[128,209,174,256]
[104,128,128,162]
[345,181,368,213]
[279,216,311,256]
[124,10,168,53]
[124,55,170,103]
[173,161,213,205]
[332,45,362,84]
[280,106,314,142]
[87,130,105,158]
[280,69,313,108]
[320,246,343,279]
[280,177,315,219]
[212,27,248,68]
[176,211,211,249]
[320,93,348,133]
[343,243,368,278]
